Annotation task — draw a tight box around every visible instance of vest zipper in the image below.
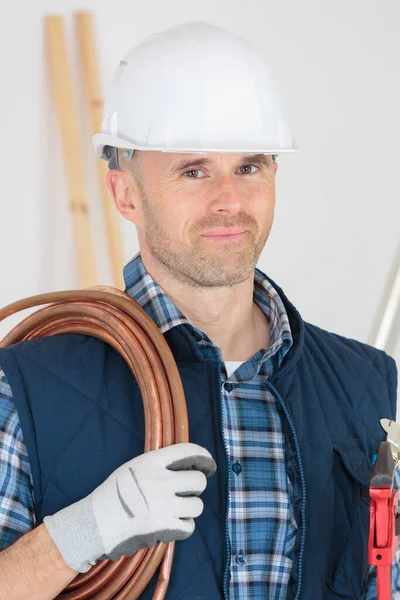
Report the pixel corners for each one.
[264,379,306,600]
[215,362,231,600]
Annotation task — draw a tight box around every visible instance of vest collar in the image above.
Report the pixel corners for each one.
[123,253,304,372]
[163,273,305,374]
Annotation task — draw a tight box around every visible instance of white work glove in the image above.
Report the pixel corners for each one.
[44,442,216,573]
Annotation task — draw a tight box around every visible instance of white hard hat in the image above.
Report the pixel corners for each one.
[93,21,298,158]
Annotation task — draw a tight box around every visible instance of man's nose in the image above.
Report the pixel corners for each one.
[209,175,243,211]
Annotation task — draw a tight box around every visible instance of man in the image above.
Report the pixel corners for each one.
[0,20,399,600]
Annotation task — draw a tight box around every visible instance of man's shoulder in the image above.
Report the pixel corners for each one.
[301,321,398,421]
[0,333,130,400]
[0,333,115,371]
[303,320,397,389]
[1,332,102,356]
[304,320,394,363]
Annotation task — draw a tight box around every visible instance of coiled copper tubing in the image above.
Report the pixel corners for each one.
[0,286,189,600]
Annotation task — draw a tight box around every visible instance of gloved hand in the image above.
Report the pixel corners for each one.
[44,442,216,573]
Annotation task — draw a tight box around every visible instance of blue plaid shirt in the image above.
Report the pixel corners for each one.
[1,252,400,598]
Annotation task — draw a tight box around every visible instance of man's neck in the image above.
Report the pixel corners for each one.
[176,292,270,361]
[141,256,271,361]
[216,302,270,361]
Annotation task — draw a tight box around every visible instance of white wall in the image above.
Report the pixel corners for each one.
[1,1,399,392]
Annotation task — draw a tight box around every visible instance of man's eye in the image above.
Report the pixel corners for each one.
[183,164,259,178]
[183,169,206,179]
[238,164,258,175]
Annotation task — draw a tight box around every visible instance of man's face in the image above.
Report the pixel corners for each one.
[124,151,277,288]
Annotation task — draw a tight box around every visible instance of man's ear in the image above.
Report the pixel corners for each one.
[106,169,140,221]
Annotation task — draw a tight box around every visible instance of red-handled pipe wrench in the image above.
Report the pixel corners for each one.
[368,419,400,599]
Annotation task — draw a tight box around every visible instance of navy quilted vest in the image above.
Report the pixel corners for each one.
[0,277,397,599]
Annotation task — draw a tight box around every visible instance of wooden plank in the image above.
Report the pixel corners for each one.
[75,11,125,289]
[45,14,97,288]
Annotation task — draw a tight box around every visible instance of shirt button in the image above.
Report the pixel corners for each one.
[224,383,233,392]
[236,553,247,566]
[232,461,242,475]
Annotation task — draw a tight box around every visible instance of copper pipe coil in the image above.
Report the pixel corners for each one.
[0,286,189,600]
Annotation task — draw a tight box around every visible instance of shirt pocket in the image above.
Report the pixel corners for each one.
[326,437,373,598]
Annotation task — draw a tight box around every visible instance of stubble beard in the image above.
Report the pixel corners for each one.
[140,190,273,289]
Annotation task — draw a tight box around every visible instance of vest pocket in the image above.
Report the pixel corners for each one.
[326,438,372,598]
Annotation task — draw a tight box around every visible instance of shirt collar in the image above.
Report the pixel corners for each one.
[123,252,293,367]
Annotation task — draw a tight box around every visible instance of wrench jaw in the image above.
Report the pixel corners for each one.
[368,435,400,599]
[380,418,400,466]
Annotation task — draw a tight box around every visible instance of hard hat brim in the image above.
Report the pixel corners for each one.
[93,133,299,160]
